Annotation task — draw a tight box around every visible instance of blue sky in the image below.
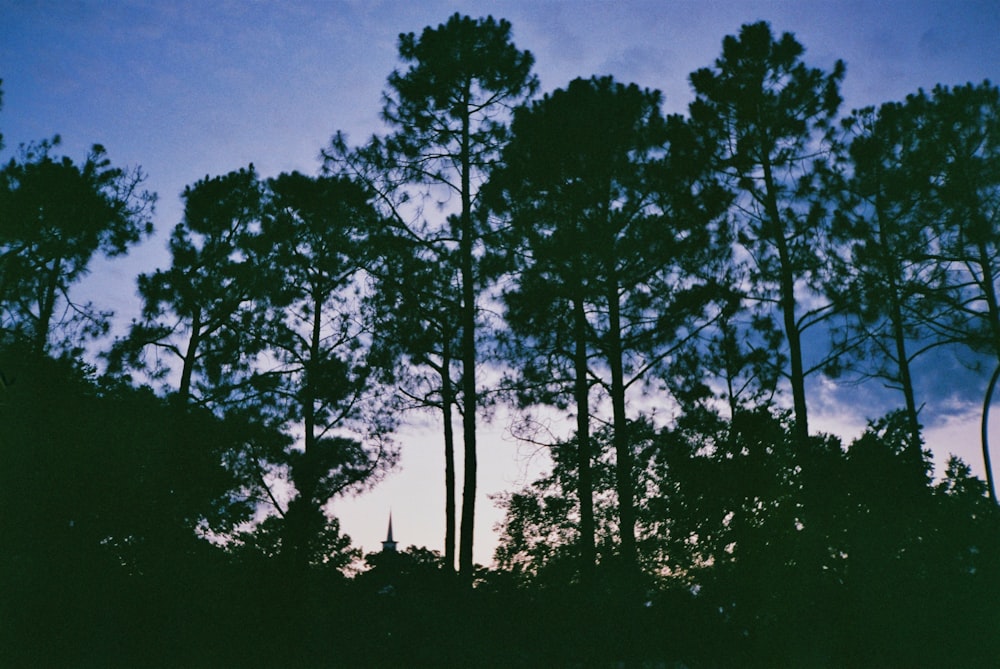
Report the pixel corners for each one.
[3,0,998,565]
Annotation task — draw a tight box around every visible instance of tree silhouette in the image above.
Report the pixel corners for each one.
[690,21,846,444]
[823,95,946,450]
[652,408,967,665]
[324,133,470,572]
[916,81,1000,501]
[5,18,1000,668]
[490,76,726,572]
[109,165,266,405]
[365,230,464,570]
[0,138,154,354]
[377,13,538,579]
[0,343,254,666]
[494,431,608,584]
[252,171,397,568]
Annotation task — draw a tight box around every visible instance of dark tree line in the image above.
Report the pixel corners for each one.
[2,16,999,668]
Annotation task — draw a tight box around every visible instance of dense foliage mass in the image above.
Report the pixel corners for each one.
[1,17,999,667]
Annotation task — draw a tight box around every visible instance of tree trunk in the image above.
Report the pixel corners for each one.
[285,291,324,569]
[458,92,478,581]
[572,295,596,581]
[981,362,1000,504]
[977,239,1000,504]
[441,339,457,572]
[304,290,322,456]
[761,157,809,444]
[178,310,202,403]
[34,261,61,354]
[606,271,637,570]
[890,296,921,449]
[875,194,922,449]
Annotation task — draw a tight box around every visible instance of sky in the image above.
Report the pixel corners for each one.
[3,0,999,566]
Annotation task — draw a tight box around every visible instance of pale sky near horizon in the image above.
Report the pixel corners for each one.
[3,0,999,566]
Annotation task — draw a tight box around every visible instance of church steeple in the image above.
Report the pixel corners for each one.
[381,512,397,553]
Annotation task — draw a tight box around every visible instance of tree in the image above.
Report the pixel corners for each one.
[665,266,785,421]
[365,231,464,570]
[689,21,846,444]
[654,408,945,665]
[0,138,154,354]
[0,343,251,565]
[489,76,726,572]
[377,13,538,578]
[252,171,396,568]
[916,81,1000,501]
[324,132,470,572]
[822,95,946,450]
[821,81,1000,498]
[492,427,620,586]
[109,165,266,405]
[0,341,255,666]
